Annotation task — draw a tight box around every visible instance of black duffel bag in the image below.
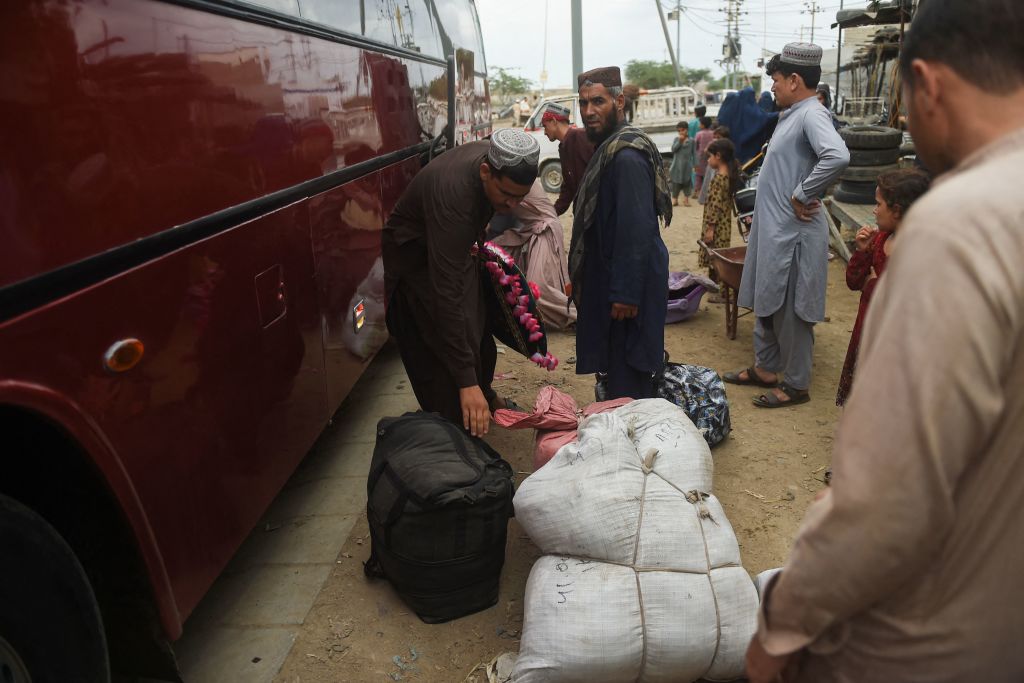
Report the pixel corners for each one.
[364,412,514,623]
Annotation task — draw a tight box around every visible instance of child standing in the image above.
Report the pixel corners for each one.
[699,125,731,205]
[836,168,931,405]
[692,116,714,199]
[699,138,740,302]
[669,122,694,207]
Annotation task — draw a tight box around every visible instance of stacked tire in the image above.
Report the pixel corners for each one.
[834,125,904,205]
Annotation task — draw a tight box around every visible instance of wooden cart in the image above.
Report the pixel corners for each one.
[699,241,750,340]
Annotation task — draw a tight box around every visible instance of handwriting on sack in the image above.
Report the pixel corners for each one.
[552,557,598,605]
[566,438,606,467]
[650,422,685,448]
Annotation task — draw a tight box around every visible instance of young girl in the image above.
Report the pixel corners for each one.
[692,116,714,198]
[836,168,931,405]
[698,138,740,302]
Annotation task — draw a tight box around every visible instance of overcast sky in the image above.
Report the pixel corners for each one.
[476,0,846,90]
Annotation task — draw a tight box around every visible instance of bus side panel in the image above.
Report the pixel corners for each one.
[0,203,330,624]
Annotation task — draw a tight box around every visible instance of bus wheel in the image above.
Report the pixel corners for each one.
[0,494,110,683]
[540,161,563,194]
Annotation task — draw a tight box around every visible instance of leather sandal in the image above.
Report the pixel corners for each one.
[752,383,810,408]
[723,366,778,388]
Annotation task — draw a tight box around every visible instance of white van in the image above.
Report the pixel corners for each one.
[520,87,700,193]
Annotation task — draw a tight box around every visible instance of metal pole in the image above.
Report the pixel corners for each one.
[541,0,549,96]
[676,1,682,86]
[655,0,682,86]
[835,0,843,113]
[810,0,816,44]
[571,0,583,81]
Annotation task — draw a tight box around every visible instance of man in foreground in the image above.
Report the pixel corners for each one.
[383,129,539,437]
[568,66,671,400]
[746,0,1024,680]
[539,102,594,215]
[726,43,849,407]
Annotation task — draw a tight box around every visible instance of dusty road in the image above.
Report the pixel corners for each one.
[271,195,859,683]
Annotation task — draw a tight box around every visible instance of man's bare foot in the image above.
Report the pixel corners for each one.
[683,199,691,207]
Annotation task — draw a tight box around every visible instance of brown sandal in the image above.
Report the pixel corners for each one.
[722,367,778,388]
[752,383,810,408]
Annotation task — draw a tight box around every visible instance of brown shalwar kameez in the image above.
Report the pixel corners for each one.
[554,127,595,216]
[755,127,1024,682]
[383,141,497,424]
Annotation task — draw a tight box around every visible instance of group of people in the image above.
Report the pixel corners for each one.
[383,64,670,437]
[382,0,1024,677]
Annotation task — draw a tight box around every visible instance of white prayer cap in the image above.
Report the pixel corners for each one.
[487,128,540,170]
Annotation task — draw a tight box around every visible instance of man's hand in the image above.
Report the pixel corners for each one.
[790,196,821,222]
[610,303,639,320]
[459,385,491,437]
[855,225,877,252]
[745,637,796,683]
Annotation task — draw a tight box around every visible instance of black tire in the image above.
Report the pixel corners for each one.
[838,179,877,199]
[0,495,110,683]
[539,161,563,193]
[833,186,876,205]
[840,163,900,183]
[848,146,902,166]
[839,125,903,150]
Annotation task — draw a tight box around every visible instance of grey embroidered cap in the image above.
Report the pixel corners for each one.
[487,128,540,169]
[780,42,823,66]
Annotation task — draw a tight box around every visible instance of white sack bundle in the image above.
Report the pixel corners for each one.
[512,399,758,683]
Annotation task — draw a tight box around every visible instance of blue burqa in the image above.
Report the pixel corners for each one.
[717,86,779,163]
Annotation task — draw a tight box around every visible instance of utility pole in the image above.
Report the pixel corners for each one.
[676,0,682,86]
[656,0,682,86]
[667,2,683,87]
[719,0,745,90]
[571,0,582,83]
[540,0,549,96]
[802,0,824,43]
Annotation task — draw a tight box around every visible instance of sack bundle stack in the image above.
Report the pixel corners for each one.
[512,399,758,682]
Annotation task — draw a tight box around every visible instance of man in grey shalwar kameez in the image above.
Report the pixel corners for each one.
[725,43,849,407]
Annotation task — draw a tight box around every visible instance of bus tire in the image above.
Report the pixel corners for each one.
[0,494,110,683]
[539,161,563,194]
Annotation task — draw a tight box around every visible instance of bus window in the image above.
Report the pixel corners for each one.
[434,0,485,61]
[299,0,444,57]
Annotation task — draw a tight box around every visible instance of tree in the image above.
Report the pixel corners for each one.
[488,67,533,104]
[624,60,714,89]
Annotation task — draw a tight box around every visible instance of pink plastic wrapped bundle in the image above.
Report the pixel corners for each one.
[493,386,632,469]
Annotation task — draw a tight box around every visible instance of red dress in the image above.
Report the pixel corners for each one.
[836,230,892,406]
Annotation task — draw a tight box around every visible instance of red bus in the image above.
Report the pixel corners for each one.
[0,1,490,679]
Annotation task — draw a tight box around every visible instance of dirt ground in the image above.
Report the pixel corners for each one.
[274,194,860,683]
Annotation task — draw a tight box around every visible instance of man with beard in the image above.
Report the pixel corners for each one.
[383,129,539,437]
[539,102,595,215]
[567,66,672,400]
[745,0,1024,680]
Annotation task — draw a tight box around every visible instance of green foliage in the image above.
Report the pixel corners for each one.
[624,59,713,89]
[488,67,533,103]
